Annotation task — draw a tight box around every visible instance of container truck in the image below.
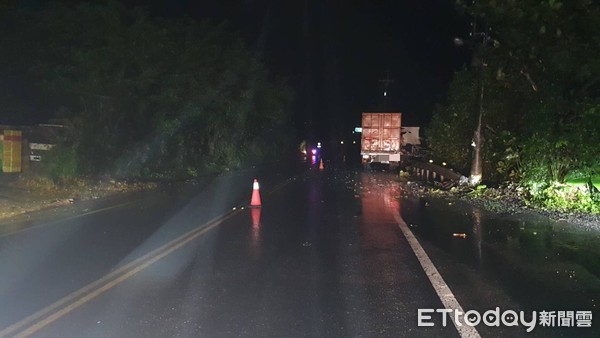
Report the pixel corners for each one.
[360,112,401,167]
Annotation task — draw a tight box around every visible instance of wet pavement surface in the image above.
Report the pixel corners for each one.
[0,164,598,337]
[400,186,600,337]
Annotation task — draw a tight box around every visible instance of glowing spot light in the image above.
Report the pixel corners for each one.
[311,149,317,155]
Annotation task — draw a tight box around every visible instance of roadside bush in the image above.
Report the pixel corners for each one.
[42,146,79,182]
[526,182,600,214]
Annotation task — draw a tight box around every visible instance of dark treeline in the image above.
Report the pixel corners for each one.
[0,1,295,179]
[426,0,600,212]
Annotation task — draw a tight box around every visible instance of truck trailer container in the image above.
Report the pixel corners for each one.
[360,112,402,166]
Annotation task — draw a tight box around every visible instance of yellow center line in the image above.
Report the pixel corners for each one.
[1,176,298,337]
[0,209,240,338]
[266,178,294,195]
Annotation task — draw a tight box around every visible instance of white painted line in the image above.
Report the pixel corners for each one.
[393,212,481,338]
[0,201,137,238]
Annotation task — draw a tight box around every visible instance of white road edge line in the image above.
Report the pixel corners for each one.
[0,201,137,238]
[393,212,481,338]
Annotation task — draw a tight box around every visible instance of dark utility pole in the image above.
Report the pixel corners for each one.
[470,75,484,186]
[467,19,490,186]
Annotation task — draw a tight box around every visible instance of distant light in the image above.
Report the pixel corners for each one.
[311,155,317,165]
[362,155,369,159]
[311,149,317,155]
[384,91,387,97]
[429,159,433,163]
[317,142,322,149]
[471,140,476,147]
[442,162,447,166]
[355,127,362,133]
[340,141,344,145]
[353,141,356,144]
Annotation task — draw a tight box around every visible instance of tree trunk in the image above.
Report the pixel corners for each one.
[469,75,485,186]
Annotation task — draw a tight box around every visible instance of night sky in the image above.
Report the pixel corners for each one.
[57,0,472,141]
[120,0,471,141]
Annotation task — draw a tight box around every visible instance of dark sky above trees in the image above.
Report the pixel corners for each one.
[12,0,470,141]
[119,0,470,140]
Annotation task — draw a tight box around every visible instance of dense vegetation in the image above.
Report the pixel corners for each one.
[0,1,294,180]
[426,0,600,212]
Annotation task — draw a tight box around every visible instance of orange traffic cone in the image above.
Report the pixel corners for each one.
[250,179,262,207]
[319,158,324,170]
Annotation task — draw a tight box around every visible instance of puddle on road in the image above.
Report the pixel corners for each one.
[399,188,600,313]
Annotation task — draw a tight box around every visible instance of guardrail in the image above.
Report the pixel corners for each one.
[406,161,466,184]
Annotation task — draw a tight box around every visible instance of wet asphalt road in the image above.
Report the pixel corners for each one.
[0,164,598,337]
